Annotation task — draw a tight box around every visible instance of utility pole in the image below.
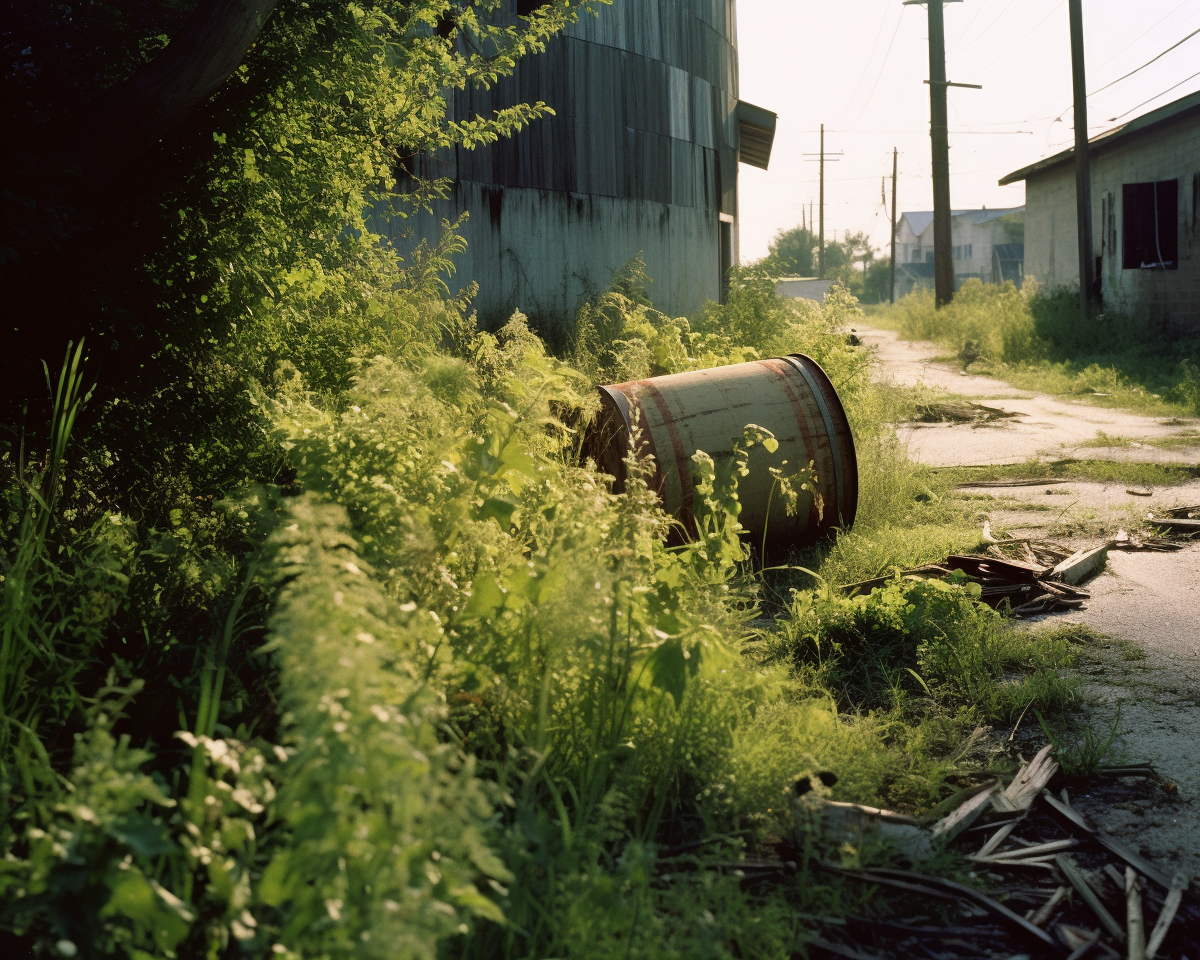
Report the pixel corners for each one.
[890,147,899,304]
[1069,0,1095,317]
[906,0,979,307]
[803,124,842,278]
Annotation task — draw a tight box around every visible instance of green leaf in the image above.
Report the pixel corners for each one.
[646,638,699,709]
[108,816,175,858]
[258,852,291,907]
[461,576,505,620]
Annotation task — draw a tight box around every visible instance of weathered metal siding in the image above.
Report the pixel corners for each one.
[376,0,742,326]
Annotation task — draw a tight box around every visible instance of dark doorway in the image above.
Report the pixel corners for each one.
[1123,179,1178,269]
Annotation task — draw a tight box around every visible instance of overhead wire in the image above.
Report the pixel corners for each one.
[841,7,910,132]
[961,0,1065,83]
[1107,67,1200,122]
[1087,24,1200,97]
[830,0,896,127]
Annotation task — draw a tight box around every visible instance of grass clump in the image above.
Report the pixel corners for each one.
[943,458,1200,488]
[870,281,1200,417]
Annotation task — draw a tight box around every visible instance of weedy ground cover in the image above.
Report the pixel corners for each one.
[868,281,1200,418]
[1,269,1092,959]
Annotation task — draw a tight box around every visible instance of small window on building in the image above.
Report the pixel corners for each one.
[1123,180,1178,269]
[965,243,972,260]
[925,250,934,264]
[516,0,545,14]
[954,245,961,260]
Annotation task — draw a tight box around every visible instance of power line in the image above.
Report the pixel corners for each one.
[1088,24,1200,96]
[1107,67,1200,121]
[831,0,897,127]
[961,0,1065,83]
[1091,0,1192,72]
[949,0,1023,61]
[842,8,909,131]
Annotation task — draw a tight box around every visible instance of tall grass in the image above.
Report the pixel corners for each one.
[873,281,1200,416]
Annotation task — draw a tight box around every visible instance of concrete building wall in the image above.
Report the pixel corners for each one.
[1024,115,1200,333]
[372,0,741,329]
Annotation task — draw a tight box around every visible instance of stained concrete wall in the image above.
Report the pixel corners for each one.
[1024,113,1200,334]
[372,0,741,328]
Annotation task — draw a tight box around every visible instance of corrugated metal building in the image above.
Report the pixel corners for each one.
[373,0,774,327]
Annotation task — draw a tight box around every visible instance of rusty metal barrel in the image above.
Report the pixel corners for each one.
[585,355,858,548]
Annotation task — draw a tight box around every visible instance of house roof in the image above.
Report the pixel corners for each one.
[900,207,1025,238]
[999,88,1200,186]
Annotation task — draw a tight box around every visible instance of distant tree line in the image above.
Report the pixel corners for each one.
[757,224,892,303]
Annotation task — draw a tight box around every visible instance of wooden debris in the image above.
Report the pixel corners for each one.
[1126,488,1153,497]
[1042,791,1173,889]
[1049,545,1110,585]
[1056,854,1125,943]
[1095,765,1157,778]
[1028,885,1067,926]
[1147,514,1200,532]
[1126,868,1145,960]
[1066,928,1102,960]
[813,800,933,861]
[974,839,1079,862]
[977,819,1021,859]
[932,782,999,845]
[852,866,1060,949]
[1058,925,1121,960]
[1145,871,1188,960]
[956,478,1071,488]
[994,746,1060,814]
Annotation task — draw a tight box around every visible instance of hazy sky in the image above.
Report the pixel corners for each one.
[736,0,1200,262]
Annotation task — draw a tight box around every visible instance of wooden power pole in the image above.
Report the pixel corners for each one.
[804,124,842,279]
[1069,0,1095,317]
[926,0,955,306]
[907,0,979,307]
[890,147,898,304]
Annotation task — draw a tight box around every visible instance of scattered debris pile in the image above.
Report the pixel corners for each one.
[838,506,1199,618]
[749,748,1196,958]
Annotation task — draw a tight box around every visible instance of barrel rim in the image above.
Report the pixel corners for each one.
[782,353,859,531]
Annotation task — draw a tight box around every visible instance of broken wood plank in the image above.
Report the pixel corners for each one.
[1127,868,1146,960]
[977,819,1021,859]
[973,839,1079,862]
[1050,544,1110,585]
[1145,871,1188,960]
[1042,791,1173,889]
[1029,885,1067,926]
[1056,854,1125,943]
[993,745,1059,813]
[932,782,999,844]
[1095,765,1157,778]
[1148,515,1200,531]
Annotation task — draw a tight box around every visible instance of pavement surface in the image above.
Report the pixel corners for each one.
[859,322,1200,880]
[858,324,1200,468]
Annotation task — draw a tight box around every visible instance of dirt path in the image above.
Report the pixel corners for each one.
[858,323,1200,879]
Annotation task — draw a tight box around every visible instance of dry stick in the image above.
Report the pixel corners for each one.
[1145,871,1188,960]
[974,839,1079,862]
[1029,886,1068,926]
[1056,854,1126,943]
[1042,791,1174,889]
[1126,868,1146,960]
[1066,928,1101,960]
[978,819,1021,859]
[1059,925,1122,960]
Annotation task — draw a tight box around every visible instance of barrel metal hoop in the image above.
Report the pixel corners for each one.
[781,355,845,523]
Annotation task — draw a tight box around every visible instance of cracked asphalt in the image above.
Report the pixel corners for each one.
[858,323,1200,879]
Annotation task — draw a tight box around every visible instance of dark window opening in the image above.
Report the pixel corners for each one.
[1123,179,1178,269]
[516,1,546,15]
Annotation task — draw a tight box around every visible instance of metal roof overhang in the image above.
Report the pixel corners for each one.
[998,88,1200,186]
[738,100,777,170]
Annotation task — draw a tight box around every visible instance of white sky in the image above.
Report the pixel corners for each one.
[736,0,1200,262]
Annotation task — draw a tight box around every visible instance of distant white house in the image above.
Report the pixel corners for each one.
[894,207,1025,300]
[1000,89,1199,336]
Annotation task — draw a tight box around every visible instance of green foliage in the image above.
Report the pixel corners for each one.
[874,281,1200,416]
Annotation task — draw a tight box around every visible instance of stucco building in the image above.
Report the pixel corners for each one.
[373,0,774,328]
[1000,89,1200,335]
[893,207,1025,300]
